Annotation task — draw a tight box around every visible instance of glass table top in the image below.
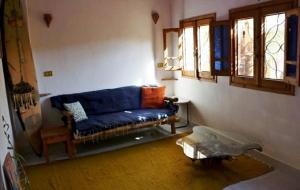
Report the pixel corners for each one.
[176,126,262,160]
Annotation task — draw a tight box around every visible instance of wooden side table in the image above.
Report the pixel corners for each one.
[175,97,190,128]
[41,126,74,163]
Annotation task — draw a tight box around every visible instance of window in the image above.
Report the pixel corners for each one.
[230,0,297,95]
[182,24,196,77]
[264,13,285,80]
[180,14,216,80]
[197,19,214,79]
[198,25,210,73]
[236,18,254,77]
[162,28,181,71]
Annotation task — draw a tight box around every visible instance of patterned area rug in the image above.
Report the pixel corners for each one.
[26,134,272,190]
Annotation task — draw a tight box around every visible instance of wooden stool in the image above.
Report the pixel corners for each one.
[41,126,74,163]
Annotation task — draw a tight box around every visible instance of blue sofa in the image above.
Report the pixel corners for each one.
[50,86,178,149]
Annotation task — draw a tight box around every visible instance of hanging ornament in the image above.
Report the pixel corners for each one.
[13,80,36,112]
[43,13,52,28]
[152,12,159,24]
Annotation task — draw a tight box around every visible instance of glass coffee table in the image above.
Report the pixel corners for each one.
[176,126,262,166]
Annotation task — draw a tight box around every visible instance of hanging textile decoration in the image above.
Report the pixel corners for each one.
[4,0,42,155]
[13,80,36,112]
[9,8,37,112]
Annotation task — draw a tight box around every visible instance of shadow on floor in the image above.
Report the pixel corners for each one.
[22,123,193,166]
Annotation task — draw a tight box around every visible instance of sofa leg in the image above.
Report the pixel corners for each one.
[171,122,176,134]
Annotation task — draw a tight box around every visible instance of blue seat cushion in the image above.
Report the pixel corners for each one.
[74,109,174,136]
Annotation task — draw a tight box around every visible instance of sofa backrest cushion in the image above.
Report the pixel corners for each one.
[50,86,141,115]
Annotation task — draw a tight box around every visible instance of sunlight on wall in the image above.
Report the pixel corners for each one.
[134,78,144,86]
[26,0,173,125]
[146,61,158,85]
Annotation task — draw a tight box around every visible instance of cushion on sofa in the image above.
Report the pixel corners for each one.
[74,108,173,136]
[51,86,141,115]
[64,101,88,122]
[141,86,165,109]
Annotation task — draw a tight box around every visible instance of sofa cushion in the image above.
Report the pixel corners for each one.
[74,108,174,136]
[51,86,141,115]
[141,86,165,109]
[64,101,88,122]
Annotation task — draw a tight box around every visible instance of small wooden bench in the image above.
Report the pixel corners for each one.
[41,126,74,163]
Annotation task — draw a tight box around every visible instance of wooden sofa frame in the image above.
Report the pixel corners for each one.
[61,97,178,155]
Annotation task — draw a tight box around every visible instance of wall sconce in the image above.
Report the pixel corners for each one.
[43,13,52,28]
[152,12,159,24]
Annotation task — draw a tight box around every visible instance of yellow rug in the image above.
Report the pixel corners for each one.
[26,135,272,190]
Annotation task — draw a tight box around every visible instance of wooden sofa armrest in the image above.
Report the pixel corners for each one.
[164,96,178,103]
[62,111,74,130]
[62,110,73,117]
[164,96,179,114]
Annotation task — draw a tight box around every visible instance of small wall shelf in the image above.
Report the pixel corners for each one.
[161,77,178,81]
[39,93,51,97]
[158,66,182,71]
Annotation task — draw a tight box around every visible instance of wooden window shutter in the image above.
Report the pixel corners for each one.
[284,8,300,86]
[211,21,231,76]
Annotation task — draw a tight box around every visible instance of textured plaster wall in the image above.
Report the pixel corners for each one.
[0,60,14,189]
[26,0,174,125]
[171,0,300,170]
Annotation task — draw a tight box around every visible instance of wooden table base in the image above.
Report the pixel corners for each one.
[191,156,232,168]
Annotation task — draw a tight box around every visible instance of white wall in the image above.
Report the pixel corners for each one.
[172,0,300,170]
[26,0,174,125]
[0,60,14,189]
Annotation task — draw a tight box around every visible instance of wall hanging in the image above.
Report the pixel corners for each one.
[43,13,52,27]
[4,0,42,155]
[152,11,159,24]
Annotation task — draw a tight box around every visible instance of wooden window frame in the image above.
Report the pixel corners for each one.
[181,21,197,78]
[196,18,215,80]
[163,28,180,55]
[231,10,259,87]
[162,28,181,71]
[180,13,216,81]
[229,0,296,95]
